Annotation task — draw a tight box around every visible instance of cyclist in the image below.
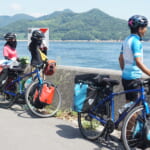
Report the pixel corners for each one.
[119,15,150,142]
[0,33,19,87]
[119,15,150,104]
[3,32,18,60]
[28,30,47,66]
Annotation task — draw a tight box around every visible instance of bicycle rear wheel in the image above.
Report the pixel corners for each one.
[0,77,17,108]
[78,100,111,140]
[78,112,106,140]
[121,105,146,150]
[25,80,61,118]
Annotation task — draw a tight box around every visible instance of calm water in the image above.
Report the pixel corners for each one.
[0,41,150,70]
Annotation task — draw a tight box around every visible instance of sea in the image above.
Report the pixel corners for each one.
[0,41,150,71]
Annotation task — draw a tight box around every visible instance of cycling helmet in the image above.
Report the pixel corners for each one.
[31,30,45,40]
[4,32,16,40]
[128,15,148,29]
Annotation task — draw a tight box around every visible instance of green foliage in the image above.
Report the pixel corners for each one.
[0,9,150,41]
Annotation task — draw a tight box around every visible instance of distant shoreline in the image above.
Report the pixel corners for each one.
[0,39,122,42]
[0,39,121,42]
[1,40,150,43]
[18,40,150,43]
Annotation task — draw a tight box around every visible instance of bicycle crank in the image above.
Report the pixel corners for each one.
[99,119,115,141]
[105,119,115,134]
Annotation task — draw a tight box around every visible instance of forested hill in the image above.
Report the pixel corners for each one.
[0,9,150,40]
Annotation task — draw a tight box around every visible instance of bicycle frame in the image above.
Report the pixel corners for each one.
[3,67,43,96]
[89,85,150,128]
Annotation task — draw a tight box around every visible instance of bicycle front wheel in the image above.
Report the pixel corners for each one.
[78,112,105,141]
[25,80,61,118]
[121,105,146,150]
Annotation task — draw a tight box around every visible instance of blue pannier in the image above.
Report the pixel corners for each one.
[73,73,109,112]
[73,83,97,112]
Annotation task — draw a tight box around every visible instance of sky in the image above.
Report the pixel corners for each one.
[0,0,150,21]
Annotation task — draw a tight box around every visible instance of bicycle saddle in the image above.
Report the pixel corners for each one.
[93,74,109,85]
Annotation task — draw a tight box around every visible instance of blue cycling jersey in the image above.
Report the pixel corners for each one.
[120,34,143,80]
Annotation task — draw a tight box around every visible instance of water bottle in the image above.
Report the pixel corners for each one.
[118,101,134,114]
[18,79,26,92]
[24,77,33,88]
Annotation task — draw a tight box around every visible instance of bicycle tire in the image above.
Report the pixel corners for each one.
[0,76,18,108]
[78,111,107,141]
[121,105,146,150]
[25,80,61,118]
[78,99,111,141]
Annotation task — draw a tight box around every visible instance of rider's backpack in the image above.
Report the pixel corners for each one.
[33,84,55,109]
[73,73,109,112]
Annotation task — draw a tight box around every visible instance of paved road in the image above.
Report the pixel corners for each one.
[0,106,124,150]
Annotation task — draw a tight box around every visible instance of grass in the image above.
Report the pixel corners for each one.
[55,110,101,130]
[55,109,78,122]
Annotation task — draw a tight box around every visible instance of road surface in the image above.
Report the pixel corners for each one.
[0,106,124,150]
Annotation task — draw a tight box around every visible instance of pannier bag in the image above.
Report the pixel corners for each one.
[73,73,109,112]
[74,83,97,112]
[132,116,150,149]
[33,84,55,109]
[0,66,3,74]
[43,60,56,76]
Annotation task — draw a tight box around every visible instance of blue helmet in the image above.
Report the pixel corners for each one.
[128,15,148,29]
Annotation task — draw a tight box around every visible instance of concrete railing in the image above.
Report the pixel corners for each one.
[46,65,149,116]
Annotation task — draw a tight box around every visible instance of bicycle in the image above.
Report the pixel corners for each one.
[0,62,61,118]
[77,77,150,150]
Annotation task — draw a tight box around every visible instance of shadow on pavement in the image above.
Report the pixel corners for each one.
[56,124,81,139]
[56,124,125,150]
[9,104,42,119]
